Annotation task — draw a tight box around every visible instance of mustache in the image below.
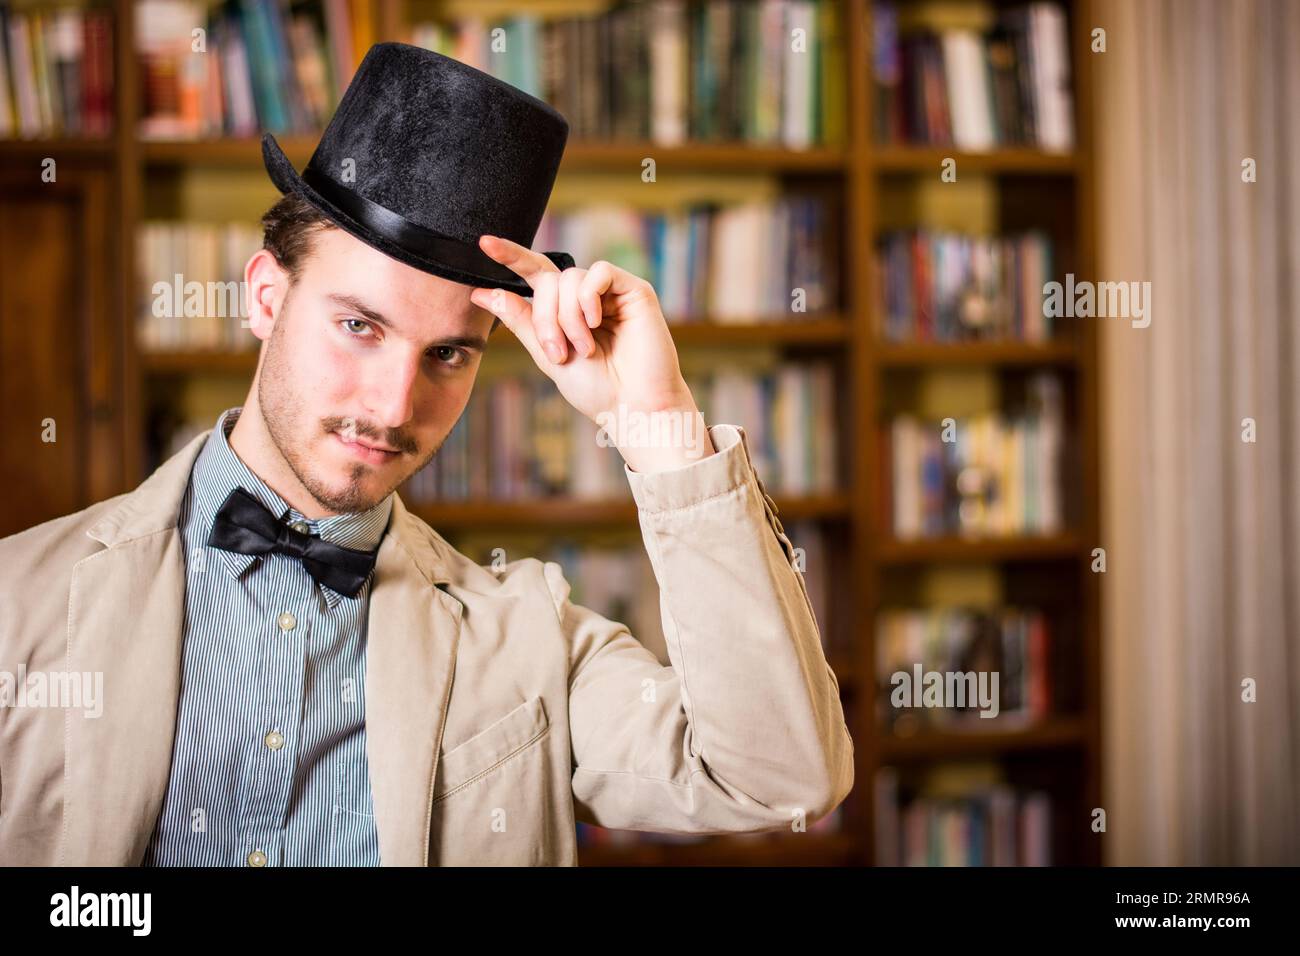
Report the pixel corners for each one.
[322,416,418,455]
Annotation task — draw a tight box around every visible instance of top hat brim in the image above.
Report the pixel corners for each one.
[261,133,572,297]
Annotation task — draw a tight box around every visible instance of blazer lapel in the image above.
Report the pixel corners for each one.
[363,493,462,866]
[64,432,208,865]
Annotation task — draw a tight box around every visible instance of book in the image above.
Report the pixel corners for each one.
[873,1,1074,152]
[533,196,836,323]
[876,229,1056,343]
[403,361,837,503]
[876,769,1055,866]
[876,606,1055,731]
[408,0,839,148]
[0,3,108,138]
[134,0,367,138]
[136,221,264,351]
[885,372,1066,538]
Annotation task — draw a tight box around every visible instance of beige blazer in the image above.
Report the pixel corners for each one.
[0,422,853,865]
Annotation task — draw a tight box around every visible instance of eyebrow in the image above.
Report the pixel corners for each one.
[327,293,489,352]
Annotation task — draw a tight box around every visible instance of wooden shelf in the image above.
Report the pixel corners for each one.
[875,534,1083,564]
[561,140,847,173]
[407,494,850,530]
[142,135,316,167]
[875,339,1080,367]
[878,718,1089,761]
[872,146,1078,175]
[141,349,259,375]
[497,317,849,348]
[658,318,850,346]
[141,136,847,173]
[576,831,858,867]
[0,138,115,162]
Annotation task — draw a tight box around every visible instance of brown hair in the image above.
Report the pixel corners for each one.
[260,192,334,283]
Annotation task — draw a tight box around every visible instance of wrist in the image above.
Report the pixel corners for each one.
[595,402,716,473]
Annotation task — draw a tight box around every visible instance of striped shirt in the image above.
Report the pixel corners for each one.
[141,406,393,867]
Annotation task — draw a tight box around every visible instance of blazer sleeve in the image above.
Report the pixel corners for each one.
[549,423,854,835]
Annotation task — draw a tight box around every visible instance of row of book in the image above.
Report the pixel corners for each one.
[533,197,837,322]
[411,0,842,149]
[875,769,1052,865]
[135,194,837,352]
[403,362,838,501]
[875,230,1057,343]
[876,607,1052,731]
[0,3,114,139]
[136,221,265,351]
[884,373,1065,538]
[873,1,1074,151]
[136,0,371,139]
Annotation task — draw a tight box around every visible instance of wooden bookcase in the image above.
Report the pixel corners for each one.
[0,0,1101,866]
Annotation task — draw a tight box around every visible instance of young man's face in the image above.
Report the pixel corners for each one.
[252,226,495,514]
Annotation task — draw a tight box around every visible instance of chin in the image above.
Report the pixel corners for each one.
[314,480,393,515]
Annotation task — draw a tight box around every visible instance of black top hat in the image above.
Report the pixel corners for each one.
[262,42,574,296]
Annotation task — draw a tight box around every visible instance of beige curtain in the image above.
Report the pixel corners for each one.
[1096,0,1300,864]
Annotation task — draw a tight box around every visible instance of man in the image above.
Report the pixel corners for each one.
[0,44,852,866]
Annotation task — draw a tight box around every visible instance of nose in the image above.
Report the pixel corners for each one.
[364,348,421,429]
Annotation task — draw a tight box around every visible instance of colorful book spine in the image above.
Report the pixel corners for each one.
[876,229,1056,343]
[876,768,1054,866]
[884,372,1065,538]
[875,606,1055,730]
[408,0,840,148]
[0,2,113,138]
[873,1,1074,152]
[134,0,367,138]
[405,361,837,503]
[532,196,837,323]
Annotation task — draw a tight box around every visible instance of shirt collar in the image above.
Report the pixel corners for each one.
[191,406,394,606]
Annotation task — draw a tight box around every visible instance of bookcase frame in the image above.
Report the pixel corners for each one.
[0,0,1101,866]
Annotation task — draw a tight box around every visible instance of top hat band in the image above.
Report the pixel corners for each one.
[300,164,574,283]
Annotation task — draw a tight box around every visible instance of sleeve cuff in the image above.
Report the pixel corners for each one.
[624,423,755,513]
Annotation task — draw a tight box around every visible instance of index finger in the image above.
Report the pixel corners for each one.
[478,234,562,290]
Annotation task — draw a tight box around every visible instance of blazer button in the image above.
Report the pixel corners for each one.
[753,474,781,516]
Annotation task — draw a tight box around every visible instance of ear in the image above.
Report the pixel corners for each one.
[244,248,291,342]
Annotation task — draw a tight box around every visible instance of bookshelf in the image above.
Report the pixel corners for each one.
[0,0,1100,866]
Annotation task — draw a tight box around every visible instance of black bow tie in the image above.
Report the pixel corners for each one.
[206,487,379,598]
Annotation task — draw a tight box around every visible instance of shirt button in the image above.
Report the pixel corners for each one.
[290,520,310,534]
[264,730,285,750]
[247,849,267,867]
[277,612,296,632]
